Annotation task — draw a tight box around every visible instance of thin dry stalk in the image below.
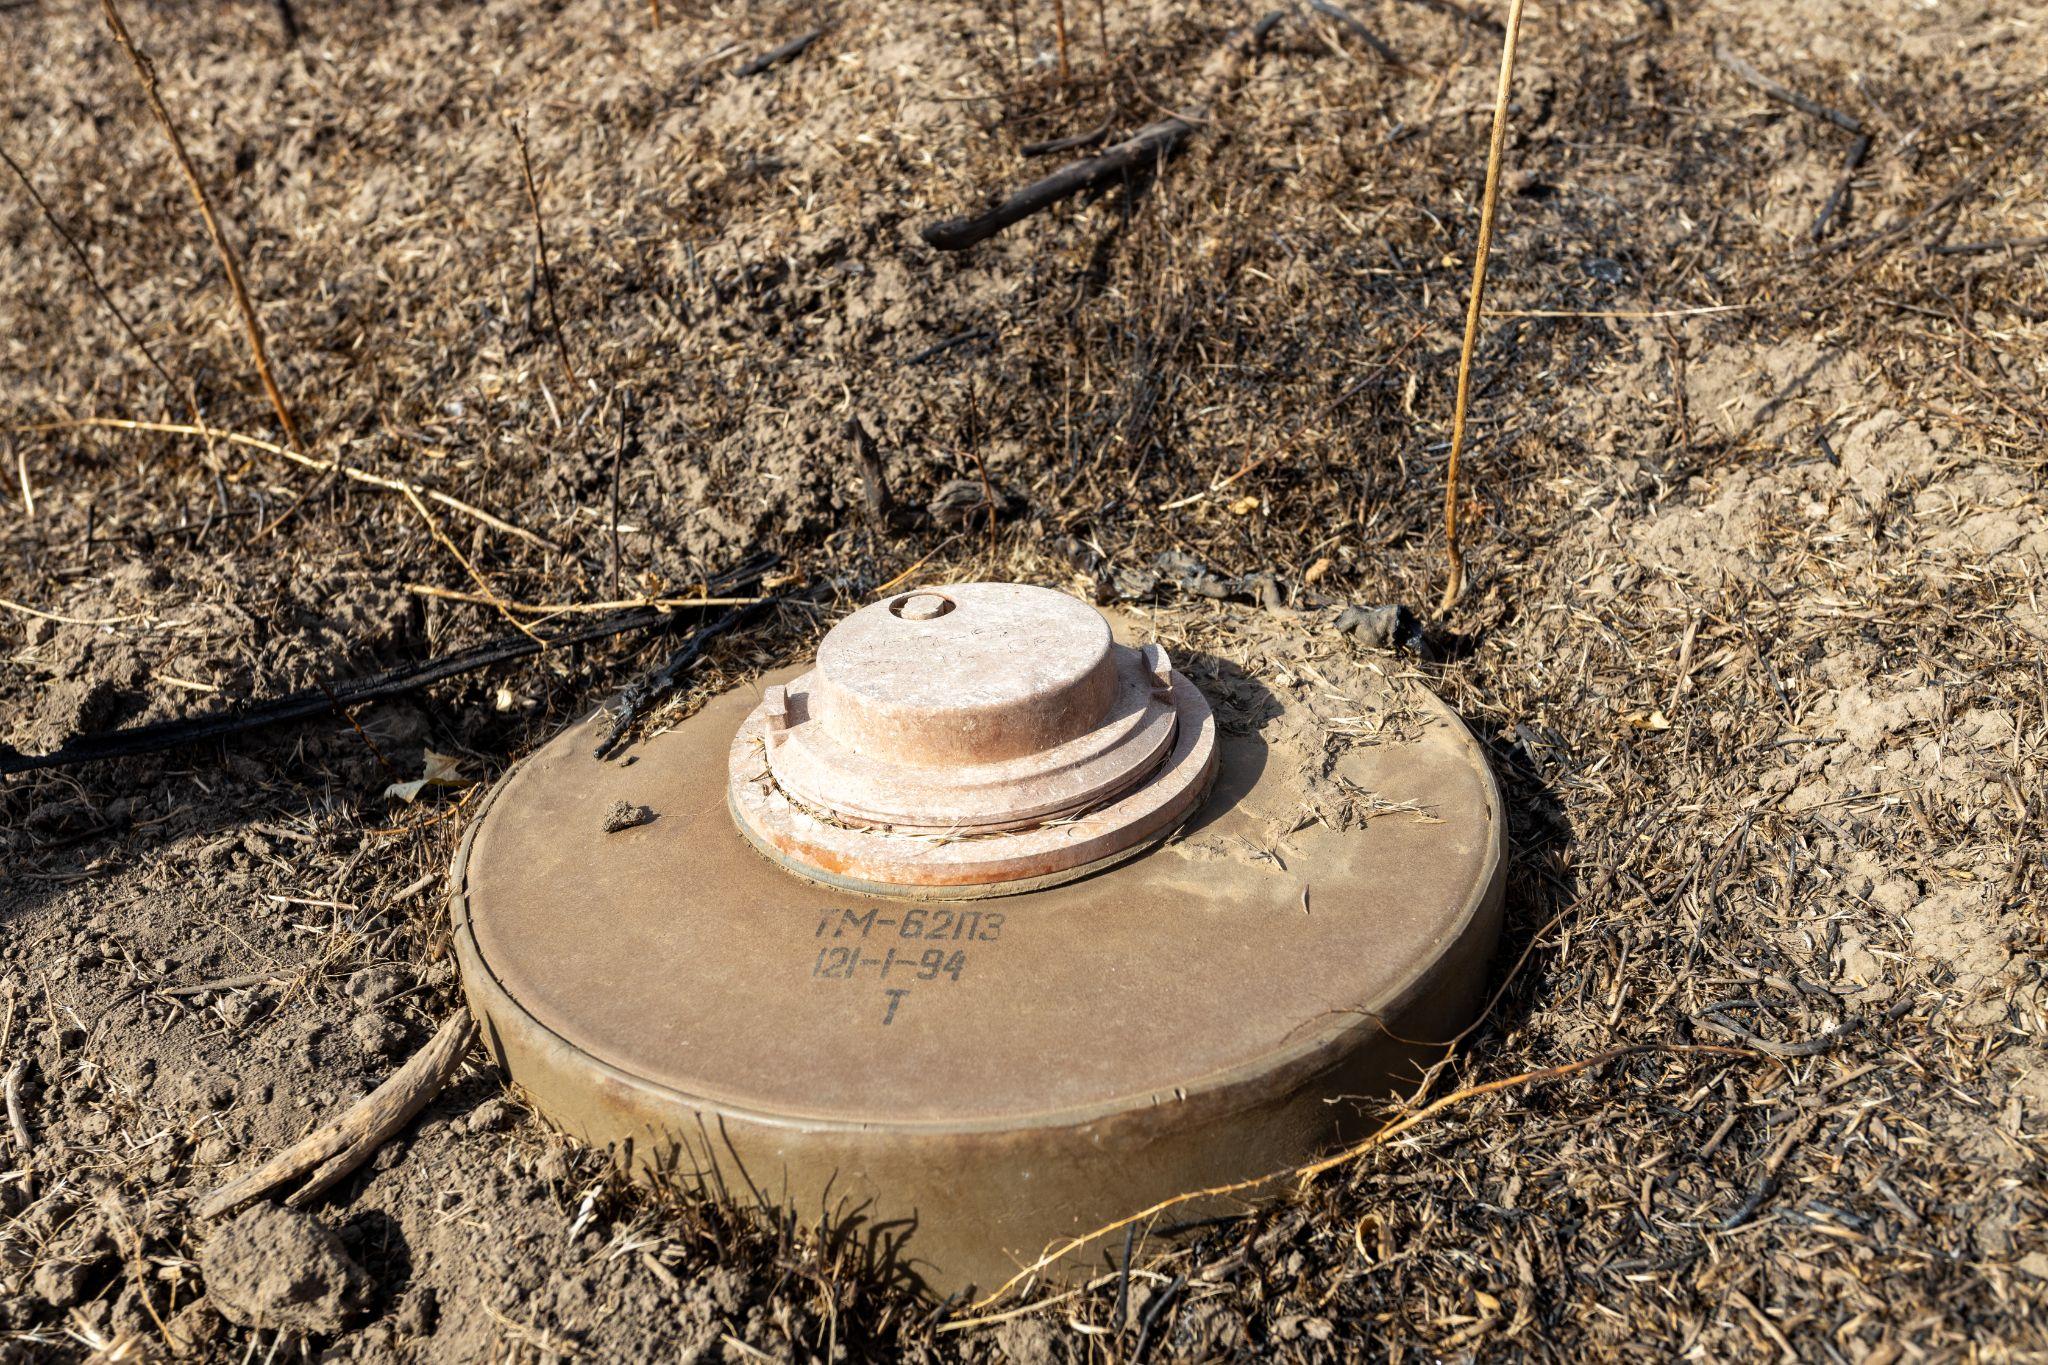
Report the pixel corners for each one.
[648,0,661,30]
[99,0,305,453]
[609,394,629,598]
[1053,0,1070,80]
[401,486,543,645]
[0,597,145,627]
[968,1041,1744,1310]
[0,140,191,417]
[509,117,580,390]
[1436,0,1526,615]
[405,584,764,614]
[16,418,554,550]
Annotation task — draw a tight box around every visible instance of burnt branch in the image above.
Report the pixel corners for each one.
[920,115,1197,252]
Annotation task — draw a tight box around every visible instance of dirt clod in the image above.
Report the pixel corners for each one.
[602,799,655,833]
[30,1258,100,1309]
[350,1010,408,1059]
[200,1204,367,1335]
[345,966,413,1006]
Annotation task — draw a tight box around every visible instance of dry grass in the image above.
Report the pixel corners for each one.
[1,0,2044,1358]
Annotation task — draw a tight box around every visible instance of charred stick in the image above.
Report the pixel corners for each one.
[1719,1110,1819,1230]
[1129,1274,1187,1362]
[0,554,777,776]
[737,27,825,77]
[1021,118,1114,158]
[1809,133,1871,241]
[1392,0,1504,33]
[905,329,994,365]
[592,594,785,759]
[1814,126,2025,261]
[1695,1010,1856,1060]
[1931,233,2048,257]
[848,416,895,529]
[921,115,1198,251]
[1714,42,1863,134]
[0,615,639,774]
[1307,0,1404,66]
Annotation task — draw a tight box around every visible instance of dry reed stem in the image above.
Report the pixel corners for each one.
[509,117,581,390]
[99,0,306,454]
[401,487,543,645]
[966,1041,1745,1311]
[1488,303,1749,320]
[16,418,554,550]
[1436,0,1526,616]
[868,535,961,597]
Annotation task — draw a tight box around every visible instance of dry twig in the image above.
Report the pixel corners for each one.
[508,117,580,390]
[0,597,145,627]
[405,584,764,614]
[0,141,190,414]
[196,1012,476,1218]
[401,486,542,644]
[4,1059,32,1153]
[967,1042,1746,1310]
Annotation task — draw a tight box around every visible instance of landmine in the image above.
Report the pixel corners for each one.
[451,583,1504,1291]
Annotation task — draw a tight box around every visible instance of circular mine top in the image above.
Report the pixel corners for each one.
[732,582,1217,890]
[451,618,1506,1288]
[813,582,1115,765]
